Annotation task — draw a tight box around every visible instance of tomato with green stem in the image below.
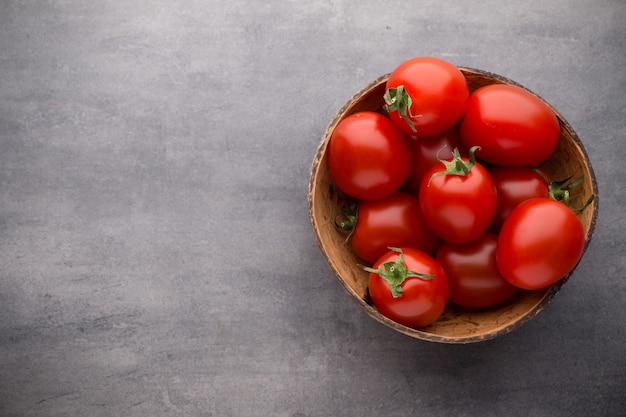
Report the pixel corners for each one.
[336,191,441,264]
[419,146,497,244]
[489,166,595,232]
[362,247,449,329]
[384,57,469,137]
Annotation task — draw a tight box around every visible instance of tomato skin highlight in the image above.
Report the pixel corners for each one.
[419,157,497,244]
[496,198,585,290]
[460,84,560,166]
[368,248,449,329]
[349,192,442,264]
[436,233,518,308]
[327,111,411,200]
[403,124,469,196]
[386,57,469,137]
[488,166,550,232]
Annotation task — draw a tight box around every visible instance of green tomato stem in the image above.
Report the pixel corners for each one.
[427,146,480,186]
[359,247,435,298]
[335,204,357,245]
[383,86,418,133]
[534,169,595,214]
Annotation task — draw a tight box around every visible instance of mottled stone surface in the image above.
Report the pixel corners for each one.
[0,1,624,416]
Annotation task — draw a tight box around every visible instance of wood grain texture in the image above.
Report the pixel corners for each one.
[308,68,598,344]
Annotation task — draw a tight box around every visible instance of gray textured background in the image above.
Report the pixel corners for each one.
[1,1,625,416]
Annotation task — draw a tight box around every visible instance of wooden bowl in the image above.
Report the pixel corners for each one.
[308,68,598,344]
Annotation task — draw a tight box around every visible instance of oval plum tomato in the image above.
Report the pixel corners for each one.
[460,83,560,166]
[337,191,441,264]
[403,124,469,195]
[419,147,497,244]
[436,233,518,308]
[384,57,469,137]
[327,111,411,200]
[489,166,550,232]
[496,198,585,290]
[363,247,449,329]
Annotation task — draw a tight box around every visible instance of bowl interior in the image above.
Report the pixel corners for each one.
[308,68,598,343]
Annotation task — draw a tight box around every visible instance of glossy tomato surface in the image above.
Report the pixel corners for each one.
[460,84,560,166]
[385,57,469,137]
[419,157,497,244]
[403,124,469,195]
[436,233,518,308]
[496,198,585,290]
[327,111,411,200]
[368,248,449,329]
[349,191,441,264]
[489,166,550,232]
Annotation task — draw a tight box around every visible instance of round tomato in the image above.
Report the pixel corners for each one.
[436,233,518,308]
[460,83,560,166]
[327,111,411,200]
[365,247,449,329]
[419,148,497,243]
[384,57,469,137]
[489,166,550,232]
[496,198,585,290]
[337,192,441,264]
[403,124,469,195]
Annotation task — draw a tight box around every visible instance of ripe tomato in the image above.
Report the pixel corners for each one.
[488,166,550,232]
[460,83,560,166]
[436,233,518,308]
[365,247,449,329]
[384,57,469,137]
[419,148,497,243]
[403,124,469,196]
[337,192,441,264]
[496,198,585,290]
[327,111,411,200]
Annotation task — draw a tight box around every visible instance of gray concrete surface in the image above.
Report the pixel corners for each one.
[1,1,624,416]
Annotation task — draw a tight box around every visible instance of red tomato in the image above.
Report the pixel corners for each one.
[403,124,469,195]
[436,233,518,308]
[460,83,560,166]
[489,166,550,232]
[338,192,441,264]
[419,148,497,243]
[496,198,585,290]
[366,247,449,329]
[384,57,469,137]
[327,111,411,200]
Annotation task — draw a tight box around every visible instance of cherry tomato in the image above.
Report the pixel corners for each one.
[419,148,497,243]
[436,233,518,308]
[488,166,550,232]
[403,124,469,196]
[338,191,441,264]
[384,57,469,137]
[460,83,560,166]
[496,198,585,290]
[365,247,449,329]
[327,111,411,200]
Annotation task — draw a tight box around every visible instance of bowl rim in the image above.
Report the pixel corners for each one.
[308,67,599,344]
